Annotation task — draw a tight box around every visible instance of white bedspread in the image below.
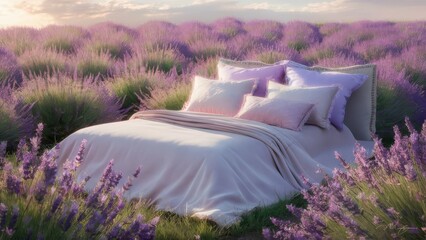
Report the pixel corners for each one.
[57,110,359,226]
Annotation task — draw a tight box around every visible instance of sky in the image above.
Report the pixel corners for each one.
[1,0,426,28]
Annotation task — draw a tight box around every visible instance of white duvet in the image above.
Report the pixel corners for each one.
[57,110,359,226]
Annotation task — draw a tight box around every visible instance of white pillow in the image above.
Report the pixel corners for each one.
[286,60,377,140]
[235,95,314,131]
[185,76,256,116]
[286,66,367,130]
[268,81,339,129]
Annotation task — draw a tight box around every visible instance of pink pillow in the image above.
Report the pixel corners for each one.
[185,76,256,116]
[286,66,367,130]
[235,95,314,131]
[217,61,285,97]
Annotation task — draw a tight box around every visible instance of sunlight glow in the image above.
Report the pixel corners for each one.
[0,0,425,28]
[0,1,53,28]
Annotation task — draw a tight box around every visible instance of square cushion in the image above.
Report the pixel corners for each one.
[235,95,314,131]
[185,76,256,117]
[217,59,285,97]
[268,82,339,129]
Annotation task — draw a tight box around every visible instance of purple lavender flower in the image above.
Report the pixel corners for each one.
[283,21,322,52]
[74,139,87,167]
[0,47,23,85]
[107,225,123,239]
[133,166,141,178]
[60,201,79,232]
[8,206,19,232]
[21,152,36,180]
[0,141,6,170]
[85,210,106,235]
[33,182,47,203]
[0,203,7,230]
[4,163,22,194]
[51,195,63,214]
[106,197,125,223]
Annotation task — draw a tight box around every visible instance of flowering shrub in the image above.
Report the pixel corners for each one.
[263,118,426,239]
[0,86,34,149]
[0,48,22,85]
[142,79,191,111]
[75,50,115,79]
[107,69,174,113]
[19,73,124,144]
[0,124,159,239]
[212,18,245,40]
[40,25,88,54]
[0,27,37,56]
[244,20,283,45]
[283,21,322,52]
[19,48,68,77]
[130,46,186,74]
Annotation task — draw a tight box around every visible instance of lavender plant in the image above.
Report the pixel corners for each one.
[107,69,174,112]
[190,57,219,79]
[246,46,303,65]
[188,38,231,61]
[0,85,34,148]
[130,46,187,74]
[74,50,115,79]
[40,25,88,54]
[0,124,159,239]
[283,21,322,52]
[19,48,68,77]
[137,21,186,54]
[19,73,124,144]
[243,20,283,45]
[212,18,245,40]
[0,27,37,56]
[0,47,22,85]
[375,57,425,139]
[141,74,192,111]
[263,118,426,239]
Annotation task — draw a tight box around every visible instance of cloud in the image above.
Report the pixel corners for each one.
[7,0,426,28]
[300,0,348,13]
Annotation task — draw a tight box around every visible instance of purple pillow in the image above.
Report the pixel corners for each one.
[217,62,285,97]
[286,66,367,130]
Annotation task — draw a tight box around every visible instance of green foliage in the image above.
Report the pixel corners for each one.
[19,77,114,144]
[20,50,67,76]
[287,41,308,53]
[143,48,184,74]
[43,38,75,54]
[191,57,218,78]
[254,51,287,64]
[107,72,152,112]
[303,48,335,64]
[0,70,7,83]
[144,82,191,111]
[77,52,111,79]
[376,85,416,143]
[0,102,20,144]
[88,42,122,59]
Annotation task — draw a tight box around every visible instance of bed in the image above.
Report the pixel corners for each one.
[56,60,377,226]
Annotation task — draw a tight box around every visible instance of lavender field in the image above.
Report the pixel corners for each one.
[0,19,426,239]
[1,19,426,146]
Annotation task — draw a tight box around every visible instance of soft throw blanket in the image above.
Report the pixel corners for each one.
[58,110,358,226]
[132,110,320,190]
